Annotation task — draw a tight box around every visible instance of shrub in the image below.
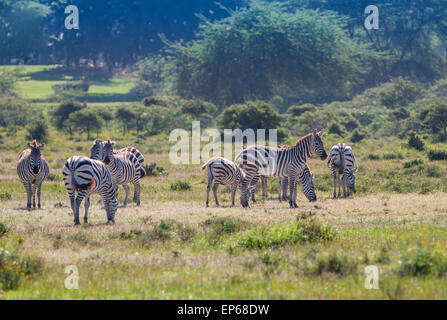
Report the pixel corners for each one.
[237,219,335,249]
[0,67,18,95]
[204,216,248,236]
[350,130,365,143]
[328,122,344,136]
[403,159,424,168]
[379,78,423,108]
[0,223,9,237]
[0,192,12,201]
[408,132,425,151]
[383,152,404,160]
[139,220,173,246]
[312,252,358,276]
[398,246,447,277]
[426,165,444,178]
[0,248,42,291]
[26,119,49,143]
[170,180,191,191]
[52,81,89,95]
[144,162,166,177]
[365,153,381,160]
[427,148,447,161]
[287,104,317,117]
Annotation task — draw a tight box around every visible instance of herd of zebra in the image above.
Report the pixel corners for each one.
[16,130,357,225]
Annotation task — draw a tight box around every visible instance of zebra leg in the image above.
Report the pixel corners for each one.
[206,175,212,207]
[342,175,349,198]
[37,180,43,209]
[332,170,337,199]
[84,196,90,224]
[278,178,282,201]
[337,173,342,198]
[282,177,288,201]
[250,174,260,203]
[74,193,85,225]
[240,177,251,208]
[24,181,32,210]
[122,184,130,207]
[262,177,268,198]
[32,183,37,209]
[213,182,220,206]
[230,185,237,207]
[288,173,298,208]
[132,181,141,206]
[101,190,116,224]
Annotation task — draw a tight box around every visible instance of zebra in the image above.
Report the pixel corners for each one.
[235,130,327,208]
[327,143,357,198]
[90,139,145,206]
[249,145,290,202]
[62,156,118,225]
[102,140,144,206]
[90,139,145,168]
[201,157,245,207]
[17,140,50,210]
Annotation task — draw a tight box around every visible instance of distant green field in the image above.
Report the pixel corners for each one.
[2,65,139,102]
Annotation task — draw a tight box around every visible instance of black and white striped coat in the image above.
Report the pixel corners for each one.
[90,139,145,206]
[17,141,49,210]
[327,143,357,198]
[235,130,327,208]
[102,140,143,206]
[201,157,245,207]
[62,156,118,225]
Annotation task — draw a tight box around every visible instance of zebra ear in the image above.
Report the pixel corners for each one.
[352,167,358,173]
[311,172,315,179]
[318,130,324,137]
[39,143,45,149]
[312,129,317,135]
[27,142,32,148]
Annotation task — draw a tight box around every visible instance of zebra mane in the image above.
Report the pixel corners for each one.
[293,133,313,147]
[31,140,38,147]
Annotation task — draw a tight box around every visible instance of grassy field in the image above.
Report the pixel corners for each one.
[2,65,447,299]
[1,140,447,299]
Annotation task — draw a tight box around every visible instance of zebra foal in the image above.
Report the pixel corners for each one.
[327,143,357,198]
[17,140,49,210]
[201,157,245,207]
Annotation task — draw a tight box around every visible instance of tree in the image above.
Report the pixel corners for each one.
[220,101,281,130]
[69,109,104,140]
[51,101,85,135]
[26,119,49,143]
[424,100,447,139]
[166,2,371,105]
[0,68,18,95]
[97,108,114,129]
[115,107,136,135]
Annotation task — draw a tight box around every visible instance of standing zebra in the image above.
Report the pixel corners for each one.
[17,141,49,210]
[90,139,145,206]
[201,157,245,207]
[327,143,357,198]
[235,130,327,208]
[102,140,144,206]
[62,156,118,225]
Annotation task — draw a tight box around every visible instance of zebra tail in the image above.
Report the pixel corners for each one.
[139,167,146,178]
[201,159,213,171]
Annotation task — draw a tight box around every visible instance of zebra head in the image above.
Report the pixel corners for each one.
[103,140,116,165]
[299,166,317,202]
[311,130,328,160]
[27,140,44,174]
[347,167,358,193]
[237,166,246,188]
[90,139,104,160]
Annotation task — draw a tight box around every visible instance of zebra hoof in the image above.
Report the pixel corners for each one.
[107,220,115,225]
[84,218,88,224]
[74,220,81,225]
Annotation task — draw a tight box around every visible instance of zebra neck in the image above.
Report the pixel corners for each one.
[292,137,312,161]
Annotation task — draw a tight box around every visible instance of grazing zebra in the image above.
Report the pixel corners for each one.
[17,141,50,210]
[201,157,245,207]
[90,139,145,206]
[62,156,118,225]
[327,143,357,198]
[235,130,327,208]
[102,140,144,206]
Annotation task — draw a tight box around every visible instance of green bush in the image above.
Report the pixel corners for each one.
[144,162,166,177]
[403,159,424,168]
[379,78,423,108]
[383,152,404,160]
[287,104,317,117]
[398,246,447,277]
[0,248,42,291]
[0,192,12,201]
[408,132,425,151]
[170,180,191,191]
[204,216,248,236]
[328,122,344,136]
[365,153,381,160]
[312,252,358,276]
[237,219,335,249]
[0,223,9,238]
[427,148,447,161]
[26,119,49,143]
[350,130,365,143]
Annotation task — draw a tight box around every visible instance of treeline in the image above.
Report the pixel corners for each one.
[0,0,240,66]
